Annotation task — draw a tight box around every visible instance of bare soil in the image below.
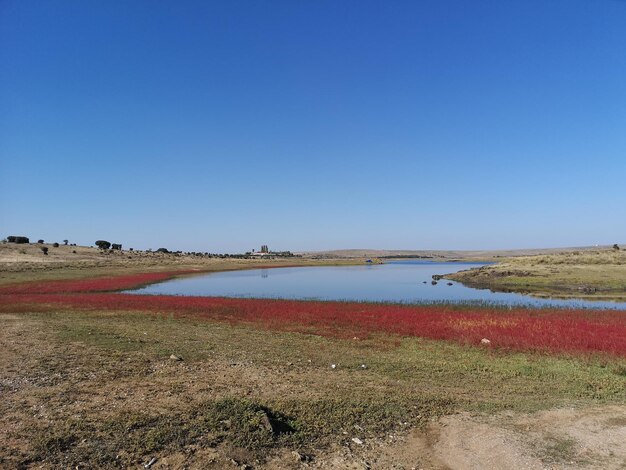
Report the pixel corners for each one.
[302,406,626,470]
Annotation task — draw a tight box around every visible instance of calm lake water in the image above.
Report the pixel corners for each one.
[127,260,626,309]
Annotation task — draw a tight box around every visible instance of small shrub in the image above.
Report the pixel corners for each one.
[40,247,49,255]
[614,244,620,251]
[53,242,59,248]
[37,239,44,244]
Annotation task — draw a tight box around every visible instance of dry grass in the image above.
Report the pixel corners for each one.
[447,248,626,299]
[0,242,360,286]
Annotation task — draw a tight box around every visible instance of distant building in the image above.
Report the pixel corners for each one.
[250,245,270,257]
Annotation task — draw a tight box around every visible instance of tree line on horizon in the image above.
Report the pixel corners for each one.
[2,235,299,259]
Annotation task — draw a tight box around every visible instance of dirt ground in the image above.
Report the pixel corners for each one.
[151,405,626,470]
[275,406,626,470]
[374,407,626,470]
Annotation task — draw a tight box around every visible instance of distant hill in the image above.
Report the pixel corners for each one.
[302,246,616,261]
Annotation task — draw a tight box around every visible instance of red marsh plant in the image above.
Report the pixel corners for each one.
[1,271,626,357]
[0,271,198,294]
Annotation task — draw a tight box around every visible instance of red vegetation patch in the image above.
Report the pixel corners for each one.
[0,271,195,294]
[1,271,626,357]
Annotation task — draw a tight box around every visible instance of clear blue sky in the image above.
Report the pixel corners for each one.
[1,1,625,252]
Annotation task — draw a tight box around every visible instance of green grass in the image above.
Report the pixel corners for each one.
[54,310,626,409]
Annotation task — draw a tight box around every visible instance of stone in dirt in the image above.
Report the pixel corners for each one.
[292,450,312,462]
[169,354,183,361]
[259,412,274,433]
[480,338,491,345]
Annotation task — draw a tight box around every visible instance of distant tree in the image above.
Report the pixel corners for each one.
[37,239,44,244]
[111,243,122,250]
[53,242,59,248]
[614,244,621,251]
[63,240,69,245]
[95,240,111,250]
[40,247,48,255]
[8,236,29,244]
[156,248,169,253]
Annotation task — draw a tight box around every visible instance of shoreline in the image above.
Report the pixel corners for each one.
[3,242,626,302]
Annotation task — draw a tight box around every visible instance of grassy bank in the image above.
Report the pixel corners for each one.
[446,248,626,300]
[0,242,363,286]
